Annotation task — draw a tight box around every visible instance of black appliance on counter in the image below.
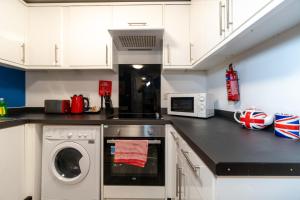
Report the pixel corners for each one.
[119,64,161,118]
[103,125,165,186]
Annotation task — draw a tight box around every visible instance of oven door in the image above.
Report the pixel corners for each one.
[104,137,165,186]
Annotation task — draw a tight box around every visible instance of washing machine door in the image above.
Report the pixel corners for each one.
[50,142,90,184]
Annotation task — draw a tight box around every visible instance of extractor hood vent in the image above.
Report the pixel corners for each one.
[109,28,164,51]
[119,35,156,49]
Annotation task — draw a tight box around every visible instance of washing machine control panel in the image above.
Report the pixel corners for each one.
[44,126,97,141]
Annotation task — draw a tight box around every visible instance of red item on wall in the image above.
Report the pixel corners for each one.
[226,64,240,101]
[99,80,112,97]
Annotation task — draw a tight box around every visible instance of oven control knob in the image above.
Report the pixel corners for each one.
[117,129,121,136]
[199,97,205,102]
[67,133,73,138]
[147,128,154,136]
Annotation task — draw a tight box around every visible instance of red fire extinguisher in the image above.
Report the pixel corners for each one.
[226,64,240,101]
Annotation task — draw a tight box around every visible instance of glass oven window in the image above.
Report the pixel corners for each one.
[111,145,158,176]
[171,97,194,113]
[104,138,165,186]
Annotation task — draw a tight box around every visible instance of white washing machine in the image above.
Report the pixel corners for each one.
[42,125,101,200]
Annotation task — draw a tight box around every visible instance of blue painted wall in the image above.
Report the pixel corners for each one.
[0,66,25,107]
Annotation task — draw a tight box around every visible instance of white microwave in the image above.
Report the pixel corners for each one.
[167,93,214,118]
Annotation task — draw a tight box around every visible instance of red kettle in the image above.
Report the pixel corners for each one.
[71,95,89,114]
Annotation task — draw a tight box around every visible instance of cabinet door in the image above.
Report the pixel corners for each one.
[0,37,24,65]
[166,126,180,199]
[27,7,62,67]
[112,5,163,28]
[177,153,188,200]
[0,0,27,66]
[0,125,25,200]
[190,0,225,63]
[66,6,112,67]
[164,5,190,67]
[231,0,272,31]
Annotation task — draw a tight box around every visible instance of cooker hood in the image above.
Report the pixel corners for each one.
[108,28,164,51]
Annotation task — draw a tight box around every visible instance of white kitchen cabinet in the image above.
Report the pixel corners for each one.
[167,125,209,200]
[230,0,273,32]
[177,152,188,200]
[0,0,27,67]
[163,5,191,68]
[65,6,112,68]
[166,125,179,199]
[0,37,25,66]
[0,125,25,200]
[190,0,225,64]
[112,5,163,28]
[167,124,300,200]
[27,7,63,67]
[24,124,43,200]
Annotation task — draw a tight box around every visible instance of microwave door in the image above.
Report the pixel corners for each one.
[169,97,198,117]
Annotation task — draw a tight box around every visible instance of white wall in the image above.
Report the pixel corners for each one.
[26,70,119,107]
[26,69,207,108]
[207,24,300,115]
[161,71,207,107]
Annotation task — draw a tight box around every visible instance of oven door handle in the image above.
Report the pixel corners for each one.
[106,139,161,144]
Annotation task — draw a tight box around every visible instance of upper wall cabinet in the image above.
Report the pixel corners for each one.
[65,6,112,68]
[190,0,224,63]
[223,0,273,36]
[191,0,273,63]
[163,5,191,68]
[112,5,163,28]
[0,0,27,67]
[27,7,63,67]
[230,0,272,32]
[190,0,300,70]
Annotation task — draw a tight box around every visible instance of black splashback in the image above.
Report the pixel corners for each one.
[119,64,161,115]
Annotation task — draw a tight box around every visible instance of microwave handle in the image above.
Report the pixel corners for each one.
[106,139,161,144]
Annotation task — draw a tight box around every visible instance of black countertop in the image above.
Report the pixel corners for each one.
[1,111,300,176]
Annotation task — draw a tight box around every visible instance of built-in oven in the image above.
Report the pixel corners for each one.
[103,125,165,186]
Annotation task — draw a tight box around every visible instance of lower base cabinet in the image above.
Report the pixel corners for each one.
[166,125,300,200]
[0,125,25,200]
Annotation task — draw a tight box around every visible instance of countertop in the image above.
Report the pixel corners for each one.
[1,111,300,176]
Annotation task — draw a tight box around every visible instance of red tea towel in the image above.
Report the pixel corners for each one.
[114,140,149,168]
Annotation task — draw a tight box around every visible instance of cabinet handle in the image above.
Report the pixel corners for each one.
[167,44,170,64]
[128,22,147,26]
[21,43,25,64]
[106,44,108,65]
[170,131,178,141]
[54,44,58,65]
[226,0,233,29]
[189,43,193,63]
[219,1,225,36]
[181,149,201,176]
